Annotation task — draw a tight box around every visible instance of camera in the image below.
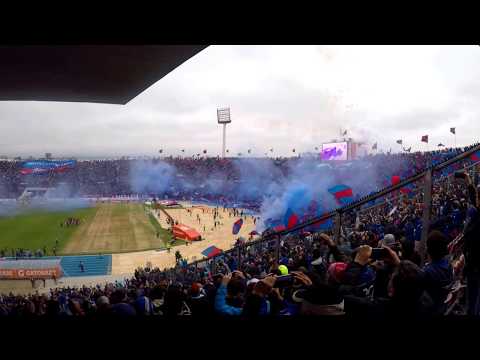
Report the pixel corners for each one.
[275,274,295,288]
[370,248,389,260]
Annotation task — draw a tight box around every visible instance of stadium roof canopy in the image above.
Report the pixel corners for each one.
[0,45,207,104]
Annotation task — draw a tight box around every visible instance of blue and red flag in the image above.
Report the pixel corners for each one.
[284,208,299,229]
[201,246,222,258]
[328,184,354,206]
[309,217,334,231]
[400,182,415,197]
[232,218,244,235]
[471,150,480,162]
[264,218,286,232]
[20,160,76,175]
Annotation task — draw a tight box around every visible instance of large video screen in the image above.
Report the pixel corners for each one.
[322,142,348,161]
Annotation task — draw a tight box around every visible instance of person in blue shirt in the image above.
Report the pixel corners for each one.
[214,272,245,316]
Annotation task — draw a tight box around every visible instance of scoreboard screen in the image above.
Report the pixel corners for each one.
[321,142,348,161]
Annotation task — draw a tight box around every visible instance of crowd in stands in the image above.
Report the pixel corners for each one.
[0,229,466,317]
[1,166,478,317]
[0,146,472,203]
[1,145,479,317]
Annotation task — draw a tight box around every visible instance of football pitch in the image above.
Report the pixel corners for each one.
[0,203,171,255]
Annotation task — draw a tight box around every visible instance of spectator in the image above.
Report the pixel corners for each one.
[188,282,211,316]
[345,253,435,318]
[459,172,480,315]
[214,273,243,316]
[423,230,454,314]
[109,288,136,317]
[95,295,111,316]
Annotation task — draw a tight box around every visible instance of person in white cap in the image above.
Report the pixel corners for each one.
[379,234,397,248]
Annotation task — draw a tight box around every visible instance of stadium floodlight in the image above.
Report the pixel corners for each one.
[217,107,231,158]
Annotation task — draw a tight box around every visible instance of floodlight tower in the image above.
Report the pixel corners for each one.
[217,107,231,158]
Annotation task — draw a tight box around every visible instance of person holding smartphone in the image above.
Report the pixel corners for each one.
[344,247,435,318]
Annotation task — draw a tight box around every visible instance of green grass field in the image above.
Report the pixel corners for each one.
[0,207,96,255]
[0,203,173,255]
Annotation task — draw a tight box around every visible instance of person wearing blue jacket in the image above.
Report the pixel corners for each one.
[215,271,273,316]
[214,273,243,316]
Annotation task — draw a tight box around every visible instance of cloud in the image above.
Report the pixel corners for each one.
[0,45,480,157]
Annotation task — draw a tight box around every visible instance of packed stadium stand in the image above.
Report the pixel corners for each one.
[0,144,479,317]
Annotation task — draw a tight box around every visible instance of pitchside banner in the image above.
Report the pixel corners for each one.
[0,268,62,279]
[0,259,63,279]
[20,160,76,175]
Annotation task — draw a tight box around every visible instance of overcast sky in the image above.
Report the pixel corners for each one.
[1,45,479,158]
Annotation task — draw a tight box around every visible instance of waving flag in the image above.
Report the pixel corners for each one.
[391,175,401,186]
[232,218,244,235]
[328,184,354,205]
[201,246,222,258]
[400,182,415,196]
[264,218,285,232]
[450,127,456,135]
[396,139,403,145]
[438,143,445,147]
[309,217,334,231]
[421,135,429,143]
[284,208,299,229]
[471,150,480,162]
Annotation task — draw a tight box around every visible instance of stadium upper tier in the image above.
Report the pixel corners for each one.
[0,146,473,203]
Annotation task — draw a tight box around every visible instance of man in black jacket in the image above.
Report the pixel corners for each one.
[188,282,211,316]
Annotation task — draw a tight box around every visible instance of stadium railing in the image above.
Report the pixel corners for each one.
[177,142,480,272]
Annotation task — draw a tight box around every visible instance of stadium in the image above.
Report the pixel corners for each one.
[0,45,479,318]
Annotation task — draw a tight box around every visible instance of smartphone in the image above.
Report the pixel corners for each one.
[275,274,294,288]
[370,248,388,260]
[454,171,467,179]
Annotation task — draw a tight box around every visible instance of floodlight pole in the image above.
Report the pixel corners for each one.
[217,107,231,159]
[222,123,227,158]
